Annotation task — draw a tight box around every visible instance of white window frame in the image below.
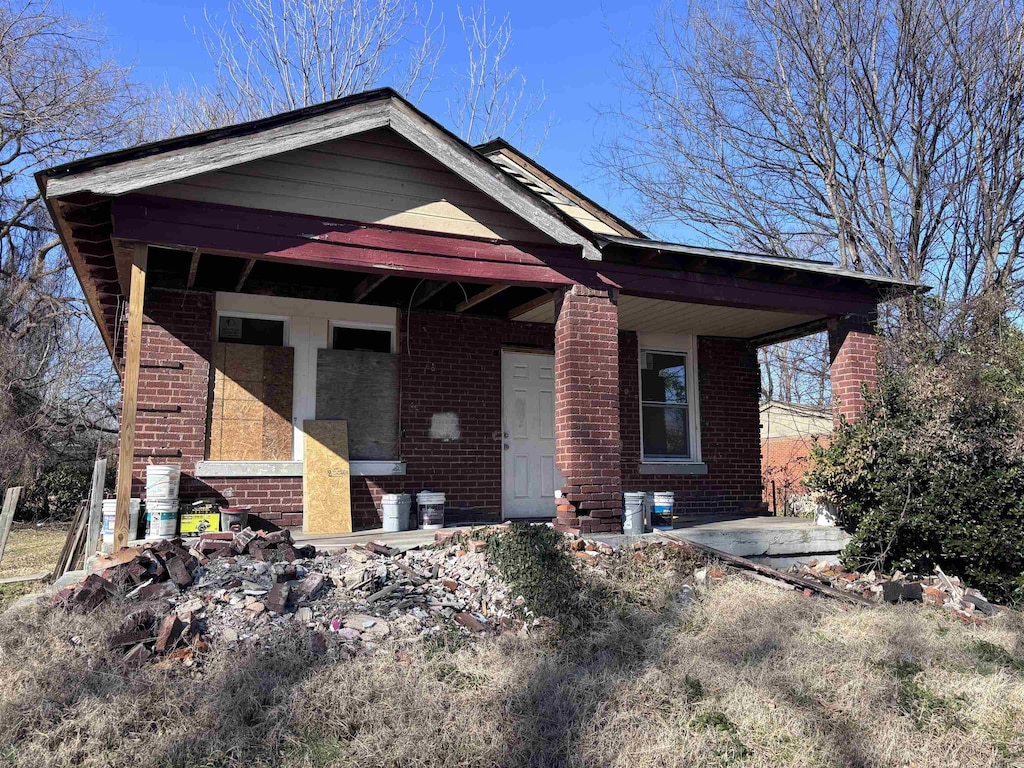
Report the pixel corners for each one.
[329,319,398,353]
[638,333,702,464]
[215,310,290,346]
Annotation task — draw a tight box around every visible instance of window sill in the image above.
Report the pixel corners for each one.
[639,462,708,476]
[195,460,407,478]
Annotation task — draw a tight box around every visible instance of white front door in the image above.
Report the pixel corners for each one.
[501,351,561,519]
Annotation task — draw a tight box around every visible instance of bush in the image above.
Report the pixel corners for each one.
[806,323,1024,604]
[485,523,587,627]
[19,464,93,521]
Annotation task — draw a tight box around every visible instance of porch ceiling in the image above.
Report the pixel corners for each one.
[513,293,825,339]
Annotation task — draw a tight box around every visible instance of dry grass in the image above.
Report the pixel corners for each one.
[0,523,67,579]
[2,553,1024,767]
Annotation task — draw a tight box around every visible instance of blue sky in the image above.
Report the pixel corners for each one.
[66,0,668,235]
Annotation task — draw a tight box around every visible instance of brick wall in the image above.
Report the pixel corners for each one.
[761,434,830,510]
[619,332,765,518]
[828,313,879,425]
[125,288,766,530]
[350,312,554,528]
[129,287,304,527]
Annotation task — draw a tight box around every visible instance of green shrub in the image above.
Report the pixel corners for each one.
[485,523,586,627]
[19,464,93,521]
[806,324,1024,604]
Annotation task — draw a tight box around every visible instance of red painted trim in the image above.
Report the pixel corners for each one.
[111,195,878,317]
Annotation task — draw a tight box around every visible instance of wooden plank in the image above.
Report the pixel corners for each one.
[456,284,509,312]
[509,291,556,319]
[113,244,147,552]
[0,487,23,565]
[52,501,88,578]
[303,420,352,535]
[660,532,872,607]
[186,249,201,288]
[0,572,49,585]
[352,274,389,302]
[235,257,256,291]
[85,458,107,558]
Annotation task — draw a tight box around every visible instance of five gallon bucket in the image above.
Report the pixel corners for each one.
[146,499,179,539]
[145,464,181,500]
[382,493,412,532]
[652,492,675,526]
[417,491,446,530]
[623,492,646,535]
[102,499,141,548]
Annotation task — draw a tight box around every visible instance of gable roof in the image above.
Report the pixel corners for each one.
[38,88,602,260]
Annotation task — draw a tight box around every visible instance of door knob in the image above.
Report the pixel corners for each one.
[503,443,510,450]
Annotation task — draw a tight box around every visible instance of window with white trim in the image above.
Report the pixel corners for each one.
[640,346,698,462]
[217,314,286,346]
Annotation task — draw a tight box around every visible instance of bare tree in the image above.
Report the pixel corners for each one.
[447,0,548,148]
[168,0,443,133]
[1,0,146,490]
[759,334,830,406]
[599,0,1024,310]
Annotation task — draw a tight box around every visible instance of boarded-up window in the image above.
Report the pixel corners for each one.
[315,349,398,460]
[209,343,294,461]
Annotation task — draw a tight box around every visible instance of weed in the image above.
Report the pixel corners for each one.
[970,640,1024,673]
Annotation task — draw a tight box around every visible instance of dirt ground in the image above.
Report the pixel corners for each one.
[2,539,1024,768]
[0,523,67,610]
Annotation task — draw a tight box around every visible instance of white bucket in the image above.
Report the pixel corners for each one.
[417,491,446,530]
[623,492,646,535]
[146,499,179,539]
[382,493,412,532]
[146,464,181,500]
[653,491,675,524]
[102,498,141,548]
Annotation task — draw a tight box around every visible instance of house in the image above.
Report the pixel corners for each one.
[36,88,919,546]
[760,401,832,513]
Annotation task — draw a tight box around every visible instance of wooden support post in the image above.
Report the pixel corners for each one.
[85,458,107,557]
[114,244,147,552]
[456,283,509,312]
[0,486,23,566]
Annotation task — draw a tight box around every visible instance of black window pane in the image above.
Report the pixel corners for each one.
[642,405,690,459]
[218,316,285,346]
[641,352,687,404]
[332,326,392,352]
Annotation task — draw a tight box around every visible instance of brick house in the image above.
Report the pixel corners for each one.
[37,89,917,545]
[760,401,832,513]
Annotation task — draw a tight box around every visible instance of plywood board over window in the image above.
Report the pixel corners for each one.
[315,349,398,460]
[209,343,294,461]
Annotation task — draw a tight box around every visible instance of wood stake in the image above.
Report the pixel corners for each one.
[114,244,147,552]
[0,486,23,565]
[85,458,107,557]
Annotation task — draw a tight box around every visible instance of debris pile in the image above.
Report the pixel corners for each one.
[790,560,1001,621]
[52,528,317,663]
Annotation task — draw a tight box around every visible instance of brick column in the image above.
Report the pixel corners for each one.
[553,284,622,534]
[827,312,879,425]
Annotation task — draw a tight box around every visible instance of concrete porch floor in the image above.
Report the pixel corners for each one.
[292,516,850,567]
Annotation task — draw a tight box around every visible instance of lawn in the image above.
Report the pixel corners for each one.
[0,523,68,611]
[1,543,1023,767]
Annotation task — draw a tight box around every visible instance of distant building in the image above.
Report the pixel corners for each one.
[761,401,831,514]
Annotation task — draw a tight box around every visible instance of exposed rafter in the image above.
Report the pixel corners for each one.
[508,291,555,319]
[412,280,450,307]
[457,284,510,312]
[351,274,389,302]
[186,249,201,289]
[235,258,256,292]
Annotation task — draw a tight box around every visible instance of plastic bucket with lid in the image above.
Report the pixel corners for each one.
[102,498,141,549]
[146,464,181,500]
[623,492,646,535]
[382,493,412,532]
[652,491,675,525]
[146,499,179,539]
[417,491,446,530]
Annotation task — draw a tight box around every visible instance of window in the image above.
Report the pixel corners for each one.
[332,324,393,352]
[640,349,695,461]
[218,315,286,346]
